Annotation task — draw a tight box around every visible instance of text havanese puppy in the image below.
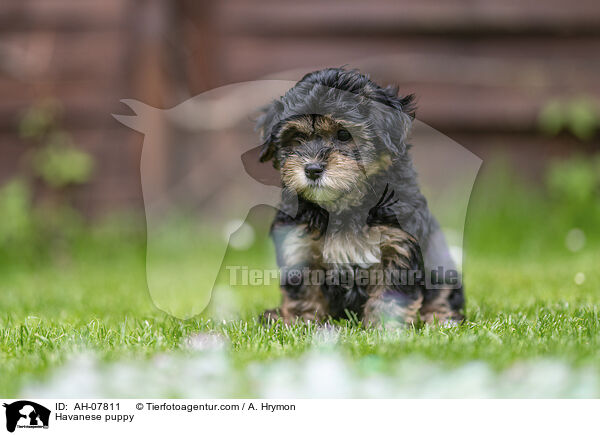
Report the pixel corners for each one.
[257,68,463,327]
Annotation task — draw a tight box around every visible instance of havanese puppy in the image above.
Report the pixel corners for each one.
[257,68,463,327]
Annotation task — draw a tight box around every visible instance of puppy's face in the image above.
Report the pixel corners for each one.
[266,114,391,209]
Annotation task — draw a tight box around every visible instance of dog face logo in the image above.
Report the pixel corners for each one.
[113,75,481,319]
[3,401,50,432]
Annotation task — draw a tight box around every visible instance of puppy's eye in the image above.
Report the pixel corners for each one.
[283,132,305,146]
[337,129,352,142]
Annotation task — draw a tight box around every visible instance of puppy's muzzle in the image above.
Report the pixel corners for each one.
[304,162,325,180]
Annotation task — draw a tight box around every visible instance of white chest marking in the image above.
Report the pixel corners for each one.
[322,228,382,266]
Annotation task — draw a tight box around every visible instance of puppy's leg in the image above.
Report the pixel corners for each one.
[279,283,329,323]
[259,270,329,324]
[259,282,329,324]
[362,226,425,328]
[267,223,329,324]
[420,226,465,324]
[363,275,423,328]
[420,286,465,324]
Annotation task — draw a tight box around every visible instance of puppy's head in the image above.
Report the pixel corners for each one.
[257,68,415,210]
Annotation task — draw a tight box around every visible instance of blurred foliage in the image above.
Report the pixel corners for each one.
[32,139,94,188]
[463,154,600,259]
[0,178,86,265]
[546,155,600,206]
[18,99,63,141]
[0,99,95,265]
[0,179,34,246]
[20,99,94,188]
[539,97,600,141]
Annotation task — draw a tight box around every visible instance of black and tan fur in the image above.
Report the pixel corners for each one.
[258,68,464,327]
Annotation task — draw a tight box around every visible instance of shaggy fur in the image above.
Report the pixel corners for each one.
[257,68,464,327]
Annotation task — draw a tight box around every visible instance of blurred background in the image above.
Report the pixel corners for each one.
[0,0,599,307]
[1,0,599,211]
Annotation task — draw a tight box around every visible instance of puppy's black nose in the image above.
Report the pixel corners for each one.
[304,163,324,180]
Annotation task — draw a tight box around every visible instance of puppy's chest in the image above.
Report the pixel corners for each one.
[280,225,385,268]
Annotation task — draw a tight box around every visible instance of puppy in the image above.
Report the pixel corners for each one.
[257,68,464,327]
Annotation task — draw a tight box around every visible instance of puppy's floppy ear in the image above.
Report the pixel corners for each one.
[256,100,283,165]
[369,86,416,156]
[373,107,413,156]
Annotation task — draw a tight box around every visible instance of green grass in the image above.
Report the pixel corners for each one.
[2,249,599,397]
[1,162,600,397]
